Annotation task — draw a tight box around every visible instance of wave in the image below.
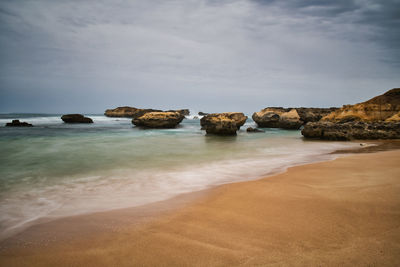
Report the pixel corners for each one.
[0,139,358,240]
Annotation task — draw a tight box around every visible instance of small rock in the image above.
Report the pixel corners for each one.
[61,114,93,123]
[247,127,263,133]
[5,120,33,127]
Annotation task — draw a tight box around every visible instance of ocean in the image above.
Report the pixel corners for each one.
[0,113,358,240]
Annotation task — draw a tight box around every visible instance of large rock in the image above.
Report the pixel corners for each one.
[61,114,93,123]
[132,112,185,128]
[105,106,162,118]
[295,108,338,123]
[322,88,400,122]
[302,88,400,140]
[252,108,303,129]
[105,106,189,118]
[5,120,33,127]
[200,112,248,135]
[302,121,400,140]
[252,107,338,129]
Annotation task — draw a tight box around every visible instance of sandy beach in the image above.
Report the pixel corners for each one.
[1,149,400,266]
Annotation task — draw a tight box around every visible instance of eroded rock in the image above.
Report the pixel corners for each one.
[322,88,400,122]
[200,112,247,135]
[302,121,400,140]
[252,108,302,129]
[132,112,185,128]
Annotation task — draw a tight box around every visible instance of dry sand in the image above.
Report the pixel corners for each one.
[1,150,400,266]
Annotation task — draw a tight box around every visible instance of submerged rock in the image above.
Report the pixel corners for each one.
[132,112,185,128]
[5,120,33,127]
[61,114,93,123]
[246,127,263,133]
[200,112,248,135]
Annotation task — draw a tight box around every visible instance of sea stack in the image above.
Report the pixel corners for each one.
[61,114,93,123]
[200,112,247,135]
[302,88,400,140]
[132,112,185,128]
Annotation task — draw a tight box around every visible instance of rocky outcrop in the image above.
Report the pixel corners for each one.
[200,112,247,135]
[105,106,189,118]
[302,88,400,140]
[246,127,263,133]
[322,88,400,122]
[252,108,303,129]
[132,112,185,128]
[252,107,338,129]
[61,114,93,123]
[302,121,400,140]
[198,112,209,116]
[295,108,338,123]
[105,107,162,118]
[5,120,33,127]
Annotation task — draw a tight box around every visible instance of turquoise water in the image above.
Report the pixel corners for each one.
[0,113,358,239]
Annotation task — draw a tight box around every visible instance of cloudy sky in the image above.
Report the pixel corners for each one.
[0,0,399,113]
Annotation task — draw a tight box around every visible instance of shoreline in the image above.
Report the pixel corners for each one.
[1,144,400,265]
[0,139,363,243]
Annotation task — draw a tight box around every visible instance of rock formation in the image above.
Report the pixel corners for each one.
[200,112,248,135]
[302,88,400,140]
[302,121,400,140]
[5,120,33,127]
[252,107,337,129]
[198,112,209,116]
[295,108,338,123]
[246,127,263,133]
[105,106,189,118]
[252,108,303,129]
[61,114,93,123]
[104,107,162,118]
[132,112,185,128]
[321,88,400,122]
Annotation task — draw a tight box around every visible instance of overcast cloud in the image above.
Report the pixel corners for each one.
[0,0,399,113]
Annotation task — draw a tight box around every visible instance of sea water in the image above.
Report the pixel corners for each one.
[0,113,358,240]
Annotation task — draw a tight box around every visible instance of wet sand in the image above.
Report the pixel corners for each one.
[1,150,400,266]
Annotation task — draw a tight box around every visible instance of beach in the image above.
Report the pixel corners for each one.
[1,0,400,265]
[1,148,399,266]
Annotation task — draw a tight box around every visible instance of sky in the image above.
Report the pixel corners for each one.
[0,0,399,114]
